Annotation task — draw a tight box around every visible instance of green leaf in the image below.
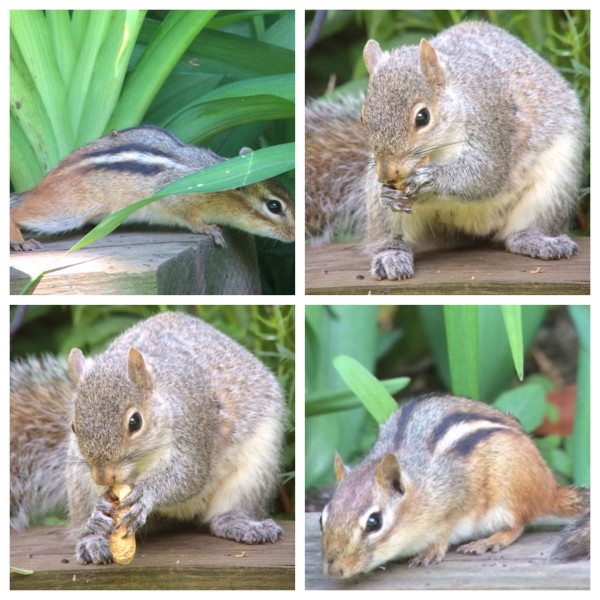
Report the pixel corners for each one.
[443,305,479,399]
[501,305,524,380]
[306,376,409,417]
[493,383,547,432]
[73,11,146,141]
[109,10,217,129]
[568,305,590,486]
[166,96,294,145]
[10,10,74,156]
[332,355,398,424]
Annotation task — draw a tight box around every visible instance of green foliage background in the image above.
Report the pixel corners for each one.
[10,304,295,520]
[306,9,590,233]
[11,10,295,293]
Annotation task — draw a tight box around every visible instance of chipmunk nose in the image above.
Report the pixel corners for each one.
[323,555,348,579]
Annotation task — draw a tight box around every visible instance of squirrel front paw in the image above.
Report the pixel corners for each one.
[210,510,283,544]
[77,533,114,565]
[371,248,415,280]
[115,484,151,536]
[403,163,439,197]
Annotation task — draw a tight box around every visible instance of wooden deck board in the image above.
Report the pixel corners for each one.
[10,522,294,590]
[305,237,590,295]
[305,513,589,590]
[10,230,260,295]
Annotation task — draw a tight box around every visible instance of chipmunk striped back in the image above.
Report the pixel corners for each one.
[321,394,589,579]
[10,125,294,249]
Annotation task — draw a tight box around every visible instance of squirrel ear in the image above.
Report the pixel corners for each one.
[239,146,254,156]
[333,450,349,483]
[127,347,153,392]
[68,348,89,384]
[364,39,384,76]
[419,38,445,87]
[376,453,405,495]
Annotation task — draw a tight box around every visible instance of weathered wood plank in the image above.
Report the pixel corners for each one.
[10,522,294,590]
[305,237,590,295]
[10,229,260,295]
[305,513,589,590]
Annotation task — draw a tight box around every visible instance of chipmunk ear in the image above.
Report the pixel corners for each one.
[376,453,405,495]
[364,39,384,76]
[127,347,153,392]
[419,38,445,88]
[68,348,90,384]
[333,450,349,483]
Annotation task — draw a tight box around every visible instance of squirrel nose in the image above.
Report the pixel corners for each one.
[92,468,117,486]
[376,161,410,183]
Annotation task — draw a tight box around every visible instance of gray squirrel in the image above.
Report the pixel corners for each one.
[305,21,586,280]
[10,312,287,565]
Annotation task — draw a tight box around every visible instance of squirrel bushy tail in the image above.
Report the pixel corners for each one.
[550,486,590,561]
[305,96,370,244]
[10,355,73,530]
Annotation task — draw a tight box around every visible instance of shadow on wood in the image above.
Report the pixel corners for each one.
[11,521,294,590]
[10,229,261,295]
[305,237,590,295]
[305,513,589,590]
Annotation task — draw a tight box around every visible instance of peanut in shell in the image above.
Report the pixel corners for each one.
[108,484,136,565]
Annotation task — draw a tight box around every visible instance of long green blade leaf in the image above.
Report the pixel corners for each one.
[444,305,479,399]
[306,377,409,417]
[501,305,524,380]
[109,10,217,129]
[333,355,398,424]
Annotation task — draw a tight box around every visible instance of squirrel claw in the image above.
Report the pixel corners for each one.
[403,163,437,197]
[379,187,414,213]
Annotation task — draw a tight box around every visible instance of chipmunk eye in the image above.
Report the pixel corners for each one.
[365,511,382,533]
[267,199,283,215]
[128,412,143,433]
[415,107,430,128]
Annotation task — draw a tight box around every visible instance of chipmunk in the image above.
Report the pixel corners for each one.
[321,394,590,578]
[11,125,294,251]
[11,312,287,564]
[306,21,586,280]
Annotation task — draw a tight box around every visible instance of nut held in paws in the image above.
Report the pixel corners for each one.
[109,484,136,565]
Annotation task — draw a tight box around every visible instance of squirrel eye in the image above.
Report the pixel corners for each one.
[266,199,283,215]
[319,515,323,532]
[415,107,430,128]
[128,412,143,433]
[365,511,382,533]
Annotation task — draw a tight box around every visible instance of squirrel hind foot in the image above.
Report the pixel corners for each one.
[504,231,578,260]
[210,511,282,544]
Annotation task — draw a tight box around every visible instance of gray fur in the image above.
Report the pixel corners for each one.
[306,22,586,280]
